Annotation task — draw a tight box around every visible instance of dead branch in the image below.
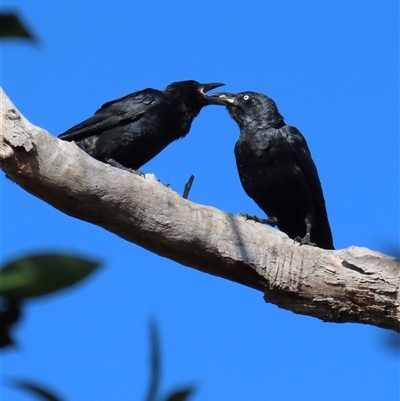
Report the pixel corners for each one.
[1,87,399,332]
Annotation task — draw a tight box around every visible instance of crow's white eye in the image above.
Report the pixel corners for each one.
[243,95,250,101]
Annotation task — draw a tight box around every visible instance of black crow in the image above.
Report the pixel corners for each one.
[59,80,225,171]
[212,91,334,250]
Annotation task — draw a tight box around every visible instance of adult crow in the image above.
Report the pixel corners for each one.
[212,91,334,250]
[59,80,225,171]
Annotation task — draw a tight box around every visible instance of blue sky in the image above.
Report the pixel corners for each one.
[1,1,399,400]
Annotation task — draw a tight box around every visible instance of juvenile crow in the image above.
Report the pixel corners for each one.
[59,80,225,171]
[212,91,334,250]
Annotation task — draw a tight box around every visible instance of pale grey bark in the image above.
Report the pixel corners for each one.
[1,87,399,332]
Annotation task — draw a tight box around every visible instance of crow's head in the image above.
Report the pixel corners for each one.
[165,80,226,110]
[210,91,284,129]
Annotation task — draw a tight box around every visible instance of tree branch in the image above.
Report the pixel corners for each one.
[1,87,399,332]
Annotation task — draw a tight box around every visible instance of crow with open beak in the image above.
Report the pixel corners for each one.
[59,80,225,171]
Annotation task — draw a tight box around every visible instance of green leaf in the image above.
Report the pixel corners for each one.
[12,379,64,401]
[0,12,36,41]
[0,253,101,299]
[164,387,195,401]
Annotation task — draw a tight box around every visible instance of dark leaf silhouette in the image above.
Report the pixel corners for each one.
[165,387,195,401]
[144,319,161,401]
[12,379,63,401]
[0,12,35,41]
[0,298,21,348]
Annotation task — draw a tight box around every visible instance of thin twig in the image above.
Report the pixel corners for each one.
[182,174,195,199]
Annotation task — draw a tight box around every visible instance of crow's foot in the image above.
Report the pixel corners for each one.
[239,213,278,227]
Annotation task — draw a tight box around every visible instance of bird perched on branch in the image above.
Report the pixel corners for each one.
[212,91,334,250]
[59,80,225,171]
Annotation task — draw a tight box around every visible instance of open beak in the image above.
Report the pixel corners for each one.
[200,82,225,94]
[198,83,227,105]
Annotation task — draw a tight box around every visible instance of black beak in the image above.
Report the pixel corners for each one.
[208,92,238,105]
[200,82,225,93]
[198,83,226,105]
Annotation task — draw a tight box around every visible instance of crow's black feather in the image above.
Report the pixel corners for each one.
[213,91,334,250]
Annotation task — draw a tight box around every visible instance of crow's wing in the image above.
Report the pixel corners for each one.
[281,126,325,203]
[282,125,334,248]
[59,88,165,141]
